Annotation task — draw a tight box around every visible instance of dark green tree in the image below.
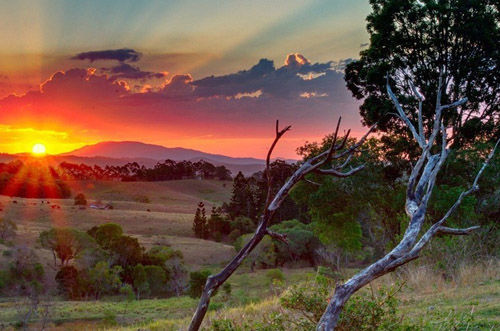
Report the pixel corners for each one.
[188,269,212,299]
[55,265,82,299]
[345,0,499,154]
[226,172,259,220]
[144,265,167,296]
[39,228,96,266]
[132,264,149,299]
[87,223,123,250]
[192,202,208,239]
[109,235,143,268]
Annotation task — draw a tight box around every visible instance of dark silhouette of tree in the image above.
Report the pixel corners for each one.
[192,202,208,239]
[345,0,499,155]
[74,193,87,206]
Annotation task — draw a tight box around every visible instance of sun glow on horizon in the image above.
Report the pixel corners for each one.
[32,143,47,155]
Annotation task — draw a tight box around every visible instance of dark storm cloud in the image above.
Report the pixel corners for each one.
[72,48,141,62]
[103,63,167,80]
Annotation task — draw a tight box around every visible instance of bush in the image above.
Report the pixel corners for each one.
[144,265,167,296]
[280,277,411,330]
[222,282,231,296]
[228,229,241,242]
[55,265,82,299]
[316,266,341,280]
[120,284,135,301]
[74,193,87,206]
[266,268,285,282]
[231,216,255,234]
[188,269,212,298]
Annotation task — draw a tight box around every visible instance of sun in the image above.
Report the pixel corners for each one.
[32,143,47,155]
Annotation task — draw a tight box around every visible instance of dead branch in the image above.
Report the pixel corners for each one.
[316,77,499,330]
[188,117,375,330]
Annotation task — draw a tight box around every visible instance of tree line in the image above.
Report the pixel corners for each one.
[0,158,232,199]
[193,138,499,271]
[58,159,232,181]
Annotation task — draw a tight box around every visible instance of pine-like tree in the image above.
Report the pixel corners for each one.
[192,202,207,238]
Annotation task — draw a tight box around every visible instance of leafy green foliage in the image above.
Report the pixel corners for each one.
[39,228,96,266]
[345,0,499,152]
[88,261,123,299]
[55,265,82,299]
[132,264,149,299]
[266,269,284,282]
[87,222,123,249]
[280,276,410,330]
[144,265,167,296]
[270,220,320,266]
[188,269,212,298]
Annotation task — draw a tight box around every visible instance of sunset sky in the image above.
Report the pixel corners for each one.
[0,0,371,158]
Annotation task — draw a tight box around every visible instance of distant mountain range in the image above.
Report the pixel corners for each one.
[64,141,267,165]
[1,141,297,176]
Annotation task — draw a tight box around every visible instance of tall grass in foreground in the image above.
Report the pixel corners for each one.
[108,259,499,331]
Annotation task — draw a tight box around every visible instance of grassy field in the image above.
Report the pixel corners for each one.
[0,179,233,270]
[0,265,497,330]
[0,180,498,330]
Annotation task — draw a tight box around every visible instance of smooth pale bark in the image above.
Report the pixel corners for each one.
[316,78,498,330]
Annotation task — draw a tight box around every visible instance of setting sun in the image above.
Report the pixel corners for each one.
[32,143,47,155]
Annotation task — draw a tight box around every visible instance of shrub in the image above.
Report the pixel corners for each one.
[74,193,87,206]
[222,282,231,296]
[280,277,410,330]
[316,266,341,280]
[188,269,212,298]
[132,264,149,299]
[144,265,167,296]
[231,216,255,234]
[228,229,241,242]
[266,268,285,282]
[120,284,135,301]
[55,265,82,299]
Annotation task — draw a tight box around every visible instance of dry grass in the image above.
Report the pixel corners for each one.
[0,179,233,271]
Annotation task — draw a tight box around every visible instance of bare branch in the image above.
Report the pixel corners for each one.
[265,120,291,209]
[387,83,425,148]
[440,98,468,110]
[317,78,498,331]
[437,226,480,236]
[409,80,425,139]
[315,165,365,177]
[325,117,342,161]
[188,118,374,331]
[266,229,288,244]
[304,178,321,186]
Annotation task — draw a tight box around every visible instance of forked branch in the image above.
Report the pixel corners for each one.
[188,117,375,330]
[316,77,498,330]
